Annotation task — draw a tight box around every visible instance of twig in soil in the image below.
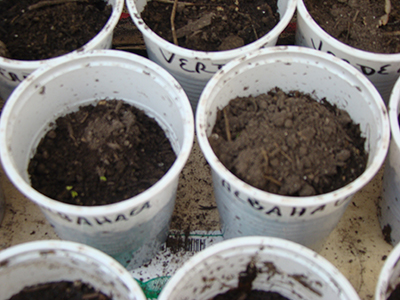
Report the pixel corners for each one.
[154,0,219,6]
[384,31,400,36]
[352,10,360,23]
[272,142,293,163]
[261,149,282,186]
[66,122,79,147]
[345,21,351,43]
[238,12,258,40]
[82,292,106,300]
[279,149,293,163]
[261,149,269,166]
[223,107,232,142]
[171,0,179,45]
[176,12,215,39]
[263,175,282,186]
[251,25,258,40]
[28,0,89,11]
[0,40,10,58]
[10,14,20,25]
[333,19,341,30]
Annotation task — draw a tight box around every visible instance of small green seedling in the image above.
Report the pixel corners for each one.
[66,186,78,198]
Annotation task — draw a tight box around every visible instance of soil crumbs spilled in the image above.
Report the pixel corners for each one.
[141,0,280,51]
[28,99,176,206]
[304,0,400,53]
[209,88,368,197]
[0,0,112,60]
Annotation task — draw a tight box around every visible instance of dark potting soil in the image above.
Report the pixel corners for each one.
[7,280,111,300]
[212,290,290,300]
[388,283,400,300]
[28,99,176,206]
[303,0,400,54]
[140,0,280,51]
[0,0,112,60]
[209,88,368,197]
[210,261,290,300]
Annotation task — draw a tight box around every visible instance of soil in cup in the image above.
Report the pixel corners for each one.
[303,0,400,53]
[212,291,290,300]
[7,280,111,300]
[388,282,400,300]
[140,0,280,51]
[0,0,112,60]
[209,87,368,197]
[28,99,176,206]
[210,261,290,300]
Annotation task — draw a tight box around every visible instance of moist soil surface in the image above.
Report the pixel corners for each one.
[28,99,176,206]
[210,262,290,300]
[0,0,112,60]
[212,290,290,300]
[209,88,368,197]
[7,280,111,300]
[303,0,400,53]
[140,0,280,51]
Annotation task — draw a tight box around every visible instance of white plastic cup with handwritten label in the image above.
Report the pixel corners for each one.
[158,236,360,300]
[295,0,400,105]
[196,46,390,252]
[379,76,400,246]
[0,240,147,300]
[0,50,194,270]
[125,0,297,112]
[0,0,124,101]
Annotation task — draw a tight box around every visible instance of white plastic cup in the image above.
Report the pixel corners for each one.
[158,236,360,300]
[0,0,124,101]
[196,46,390,252]
[0,185,4,226]
[0,240,147,300]
[375,240,400,300]
[379,76,400,246]
[295,0,400,105]
[126,0,297,111]
[0,50,194,270]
